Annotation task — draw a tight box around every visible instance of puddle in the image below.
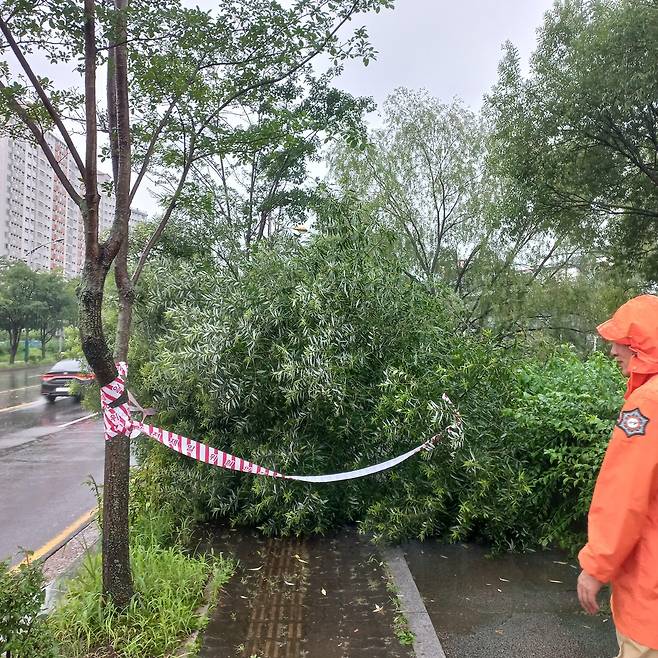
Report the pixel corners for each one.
[402,541,618,658]
[198,526,414,658]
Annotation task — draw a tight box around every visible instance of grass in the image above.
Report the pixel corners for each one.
[0,348,58,368]
[393,613,415,647]
[47,453,237,657]
[49,545,234,658]
[386,573,416,648]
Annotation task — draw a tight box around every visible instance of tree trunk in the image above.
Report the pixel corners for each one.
[102,432,132,608]
[114,238,134,363]
[8,327,20,364]
[78,254,133,608]
[40,327,47,359]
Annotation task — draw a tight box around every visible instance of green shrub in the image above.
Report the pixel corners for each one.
[0,559,58,658]
[128,447,204,548]
[130,200,625,551]
[132,202,518,541]
[501,347,623,550]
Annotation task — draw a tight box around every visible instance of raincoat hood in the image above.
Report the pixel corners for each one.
[597,294,658,397]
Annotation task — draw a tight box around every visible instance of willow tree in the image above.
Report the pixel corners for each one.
[329,88,577,331]
[0,0,391,606]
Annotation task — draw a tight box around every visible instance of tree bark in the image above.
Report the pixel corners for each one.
[102,433,132,608]
[114,238,134,362]
[78,247,133,608]
[8,327,20,365]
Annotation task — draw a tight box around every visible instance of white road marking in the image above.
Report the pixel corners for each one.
[57,412,99,429]
[0,384,40,394]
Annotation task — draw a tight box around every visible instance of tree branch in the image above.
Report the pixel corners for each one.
[0,15,87,178]
[131,135,196,285]
[454,243,481,295]
[107,26,119,183]
[128,101,175,204]
[0,80,82,204]
[198,0,362,136]
[83,0,100,261]
[103,0,132,265]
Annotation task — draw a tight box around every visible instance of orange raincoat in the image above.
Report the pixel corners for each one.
[579,295,658,649]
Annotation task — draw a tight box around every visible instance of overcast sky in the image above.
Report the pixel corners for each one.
[333,0,554,111]
[8,1,556,216]
[183,0,555,112]
[150,0,556,213]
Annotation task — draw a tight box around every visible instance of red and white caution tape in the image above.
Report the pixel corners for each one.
[101,363,461,483]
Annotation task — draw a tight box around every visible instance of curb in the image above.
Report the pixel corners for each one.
[383,546,447,658]
[42,523,100,614]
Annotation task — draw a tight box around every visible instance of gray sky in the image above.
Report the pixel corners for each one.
[185,0,555,111]
[140,0,556,213]
[8,1,556,216]
[333,0,554,111]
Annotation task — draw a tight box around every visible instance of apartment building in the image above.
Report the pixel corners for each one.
[0,134,146,277]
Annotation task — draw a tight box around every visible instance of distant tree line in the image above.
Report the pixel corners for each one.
[0,259,77,363]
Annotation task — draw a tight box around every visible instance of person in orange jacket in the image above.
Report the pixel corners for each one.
[578,294,658,657]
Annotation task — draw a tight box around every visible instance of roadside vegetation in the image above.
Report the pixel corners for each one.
[128,202,624,552]
[0,0,654,655]
[0,261,77,365]
[48,457,234,658]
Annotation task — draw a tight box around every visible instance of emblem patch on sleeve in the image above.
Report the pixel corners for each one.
[616,408,650,437]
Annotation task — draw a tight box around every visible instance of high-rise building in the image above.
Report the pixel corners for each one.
[0,134,147,276]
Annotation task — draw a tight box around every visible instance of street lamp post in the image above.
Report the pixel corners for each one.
[24,236,64,266]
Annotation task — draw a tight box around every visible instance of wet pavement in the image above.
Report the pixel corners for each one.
[199,527,415,658]
[402,541,618,658]
[0,363,47,412]
[198,528,621,658]
[0,364,104,565]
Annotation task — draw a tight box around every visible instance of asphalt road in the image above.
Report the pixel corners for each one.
[0,364,104,565]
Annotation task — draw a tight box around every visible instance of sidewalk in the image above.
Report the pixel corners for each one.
[199,529,619,658]
[199,528,415,658]
[401,540,617,658]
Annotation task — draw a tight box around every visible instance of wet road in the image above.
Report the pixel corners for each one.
[0,364,104,565]
[0,364,45,410]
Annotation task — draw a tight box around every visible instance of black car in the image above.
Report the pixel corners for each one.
[41,359,95,403]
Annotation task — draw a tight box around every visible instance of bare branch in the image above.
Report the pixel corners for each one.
[104,0,132,265]
[131,135,196,285]
[81,0,101,263]
[129,101,175,204]
[0,15,87,178]
[0,80,82,204]
[107,35,119,183]
[454,243,481,295]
